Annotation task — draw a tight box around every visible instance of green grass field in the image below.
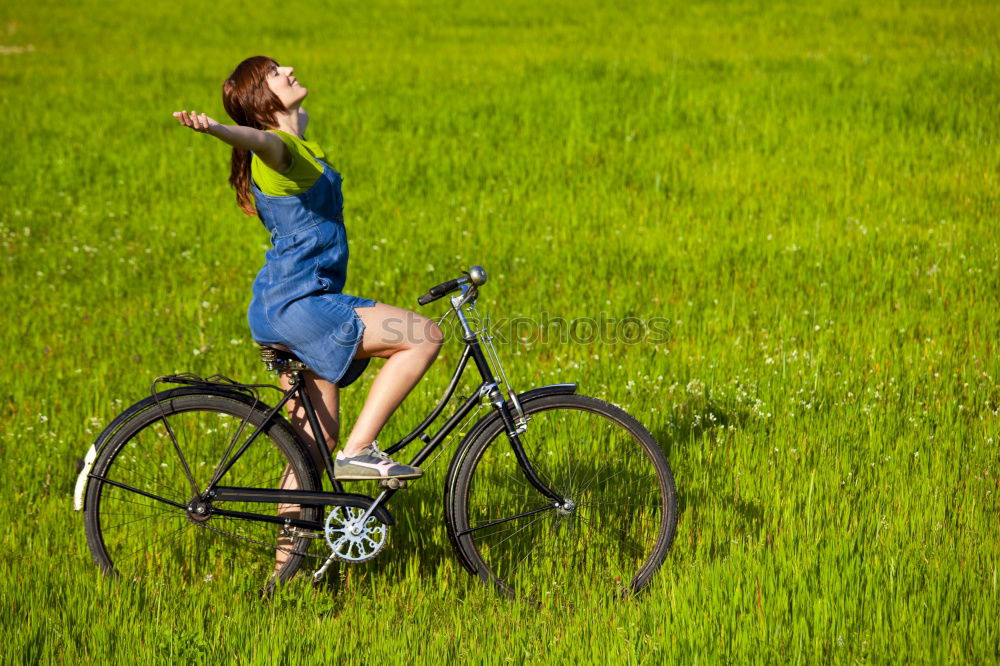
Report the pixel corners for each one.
[2,0,998,662]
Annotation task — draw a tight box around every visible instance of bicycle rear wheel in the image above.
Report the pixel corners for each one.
[450,394,677,602]
[84,391,321,586]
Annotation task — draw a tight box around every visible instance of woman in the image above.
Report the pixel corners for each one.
[173,56,442,481]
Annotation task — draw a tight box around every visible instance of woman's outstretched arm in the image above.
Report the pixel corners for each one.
[172,110,290,172]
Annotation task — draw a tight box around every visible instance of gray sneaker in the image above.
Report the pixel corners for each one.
[334,443,424,480]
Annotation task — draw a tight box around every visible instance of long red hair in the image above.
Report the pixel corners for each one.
[222,56,286,216]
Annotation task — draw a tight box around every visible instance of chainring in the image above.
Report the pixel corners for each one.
[323,505,390,563]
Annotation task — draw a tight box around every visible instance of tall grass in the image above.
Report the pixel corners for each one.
[1,0,997,662]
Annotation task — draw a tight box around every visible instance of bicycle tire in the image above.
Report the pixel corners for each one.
[450,394,677,602]
[84,392,321,586]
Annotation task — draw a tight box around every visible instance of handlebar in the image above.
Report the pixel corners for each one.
[417,278,464,305]
[417,266,488,306]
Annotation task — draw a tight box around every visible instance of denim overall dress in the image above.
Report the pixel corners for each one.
[247,158,375,386]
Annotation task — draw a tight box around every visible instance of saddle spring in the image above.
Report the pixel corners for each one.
[259,345,309,373]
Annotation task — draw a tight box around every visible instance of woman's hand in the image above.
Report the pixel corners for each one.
[172,110,220,133]
[170,111,289,171]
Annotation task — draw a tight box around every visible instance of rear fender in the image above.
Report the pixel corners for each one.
[74,385,282,512]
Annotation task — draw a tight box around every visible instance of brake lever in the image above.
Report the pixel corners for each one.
[451,283,477,310]
[437,305,455,329]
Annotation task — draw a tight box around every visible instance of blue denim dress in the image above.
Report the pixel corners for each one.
[247,159,375,385]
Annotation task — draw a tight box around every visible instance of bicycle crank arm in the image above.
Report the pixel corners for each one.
[209,487,395,525]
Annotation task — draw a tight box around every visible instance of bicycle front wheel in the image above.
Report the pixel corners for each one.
[84,391,321,586]
[450,394,677,602]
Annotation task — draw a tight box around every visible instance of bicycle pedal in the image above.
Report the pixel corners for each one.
[379,478,408,490]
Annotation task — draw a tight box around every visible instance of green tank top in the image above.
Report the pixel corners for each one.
[250,130,326,196]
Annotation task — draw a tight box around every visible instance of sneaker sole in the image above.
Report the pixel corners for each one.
[334,472,424,481]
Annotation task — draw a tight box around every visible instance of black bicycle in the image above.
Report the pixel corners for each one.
[76,266,678,601]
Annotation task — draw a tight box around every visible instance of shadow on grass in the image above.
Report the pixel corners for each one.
[265,471,474,605]
[652,402,766,564]
[359,471,469,580]
[652,397,748,457]
[271,399,760,601]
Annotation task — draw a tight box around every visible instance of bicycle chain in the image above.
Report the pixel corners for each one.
[195,521,324,560]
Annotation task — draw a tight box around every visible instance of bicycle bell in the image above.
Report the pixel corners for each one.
[468,265,487,286]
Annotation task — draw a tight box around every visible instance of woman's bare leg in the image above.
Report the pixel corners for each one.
[342,303,443,455]
[280,371,341,466]
[275,371,340,576]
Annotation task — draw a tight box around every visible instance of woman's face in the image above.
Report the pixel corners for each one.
[266,63,308,109]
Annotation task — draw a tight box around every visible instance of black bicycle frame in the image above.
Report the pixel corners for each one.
[147,316,566,531]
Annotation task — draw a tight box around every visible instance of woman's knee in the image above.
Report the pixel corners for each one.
[424,319,444,347]
[420,319,444,357]
[402,314,442,352]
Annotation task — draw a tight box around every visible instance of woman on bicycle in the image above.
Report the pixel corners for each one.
[173,55,442,481]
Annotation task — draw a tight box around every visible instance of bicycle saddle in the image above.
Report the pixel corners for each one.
[258,343,370,388]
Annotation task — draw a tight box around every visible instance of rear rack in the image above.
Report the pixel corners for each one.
[152,372,281,396]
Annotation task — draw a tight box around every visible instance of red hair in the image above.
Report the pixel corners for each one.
[222,56,287,216]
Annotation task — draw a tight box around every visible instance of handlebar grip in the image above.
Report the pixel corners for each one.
[430,278,461,296]
[417,277,464,306]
